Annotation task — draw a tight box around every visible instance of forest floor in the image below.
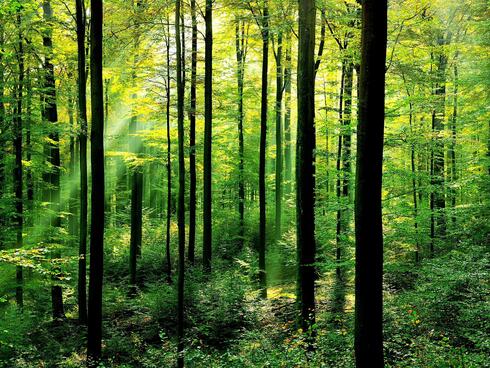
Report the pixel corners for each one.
[0,223,488,367]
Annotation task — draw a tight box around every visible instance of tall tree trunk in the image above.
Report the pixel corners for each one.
[76,0,88,324]
[175,1,186,365]
[0,22,5,248]
[236,19,247,249]
[43,0,64,320]
[284,32,292,196]
[165,16,172,283]
[335,61,345,278]
[14,10,24,309]
[274,32,283,242]
[68,95,78,245]
[449,61,458,226]
[203,0,213,273]
[430,34,448,256]
[354,0,387,366]
[87,0,104,363]
[258,1,269,298]
[25,71,34,222]
[130,0,143,287]
[188,0,197,265]
[409,102,420,263]
[296,0,316,332]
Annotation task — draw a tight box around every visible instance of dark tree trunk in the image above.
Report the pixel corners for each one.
[354,0,387,366]
[129,1,143,288]
[284,32,292,196]
[335,61,345,278]
[165,16,172,283]
[409,103,420,263]
[76,0,88,324]
[25,72,33,221]
[87,0,104,363]
[449,61,458,226]
[175,1,186,365]
[0,23,5,248]
[258,1,269,299]
[14,10,24,309]
[43,0,64,320]
[296,0,316,332]
[188,0,197,265]
[430,34,448,256]
[68,95,78,241]
[274,32,283,242]
[202,0,213,273]
[236,19,247,249]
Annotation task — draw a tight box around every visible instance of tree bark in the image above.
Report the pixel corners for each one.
[296,0,316,332]
[0,22,5,248]
[165,15,172,283]
[354,0,387,366]
[175,1,186,365]
[87,0,104,364]
[284,32,292,196]
[258,1,269,298]
[188,0,198,265]
[274,32,283,242]
[76,0,88,324]
[43,0,64,321]
[430,34,449,256]
[236,19,247,249]
[203,0,213,273]
[14,10,24,309]
[129,0,143,288]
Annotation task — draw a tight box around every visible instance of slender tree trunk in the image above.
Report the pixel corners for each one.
[0,23,5,248]
[68,95,78,240]
[165,17,172,283]
[430,34,448,256]
[14,11,24,309]
[296,0,316,332]
[188,0,197,265]
[284,32,292,196]
[236,19,247,249]
[274,32,283,242]
[87,0,104,363]
[25,72,34,222]
[43,0,64,320]
[130,1,143,287]
[449,61,458,226]
[258,1,269,298]
[354,0,387,366]
[76,0,88,324]
[409,104,420,263]
[104,78,111,222]
[175,1,186,365]
[335,61,345,278]
[203,0,213,273]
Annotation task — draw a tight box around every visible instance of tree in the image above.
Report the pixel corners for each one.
[175,0,186,365]
[430,31,450,256]
[247,0,270,298]
[274,31,283,242]
[203,0,213,273]
[76,0,88,324]
[165,13,172,283]
[87,0,105,364]
[283,31,292,196]
[354,0,387,365]
[14,8,24,309]
[188,0,198,265]
[130,0,144,288]
[296,0,316,332]
[42,0,64,320]
[235,17,248,249]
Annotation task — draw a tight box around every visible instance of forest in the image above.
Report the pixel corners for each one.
[0,0,489,367]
